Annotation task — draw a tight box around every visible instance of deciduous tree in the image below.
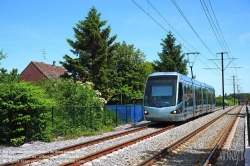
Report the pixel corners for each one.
[108,42,150,104]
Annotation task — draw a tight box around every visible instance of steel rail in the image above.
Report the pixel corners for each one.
[137,106,237,166]
[60,125,175,166]
[1,125,149,166]
[203,106,243,165]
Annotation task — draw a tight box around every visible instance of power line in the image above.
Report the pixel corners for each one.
[147,0,196,52]
[207,0,233,57]
[172,0,216,58]
[132,0,222,78]
[204,0,237,77]
[200,0,226,51]
[131,0,191,52]
[172,0,235,83]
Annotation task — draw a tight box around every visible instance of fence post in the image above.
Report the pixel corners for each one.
[126,105,128,124]
[90,106,92,129]
[142,105,144,121]
[104,105,106,125]
[52,106,54,128]
[73,106,76,126]
[134,105,136,124]
[247,106,250,146]
[116,105,118,127]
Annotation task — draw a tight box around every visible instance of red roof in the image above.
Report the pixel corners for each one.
[21,61,66,80]
[32,61,66,79]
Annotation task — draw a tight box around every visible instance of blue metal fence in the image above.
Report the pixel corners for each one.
[105,105,144,124]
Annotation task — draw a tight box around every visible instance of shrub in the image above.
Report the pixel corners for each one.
[0,81,55,146]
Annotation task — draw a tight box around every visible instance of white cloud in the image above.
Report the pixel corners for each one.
[239,32,250,43]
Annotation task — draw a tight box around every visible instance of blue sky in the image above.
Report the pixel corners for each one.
[1,0,249,97]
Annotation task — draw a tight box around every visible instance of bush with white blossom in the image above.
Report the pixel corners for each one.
[38,78,116,138]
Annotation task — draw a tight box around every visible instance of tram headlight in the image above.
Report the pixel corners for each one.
[144,110,149,115]
[170,109,181,114]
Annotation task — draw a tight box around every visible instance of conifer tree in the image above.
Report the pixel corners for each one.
[153,32,188,75]
[60,7,117,100]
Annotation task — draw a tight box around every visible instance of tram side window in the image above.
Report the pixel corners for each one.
[178,83,183,104]
[199,88,202,106]
[184,85,188,107]
[213,92,215,104]
[203,88,207,104]
[195,87,199,106]
[208,91,211,104]
[211,91,213,105]
[184,85,187,100]
[200,88,203,105]
[187,86,193,106]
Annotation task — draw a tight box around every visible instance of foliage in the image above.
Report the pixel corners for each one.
[227,93,250,105]
[216,95,235,106]
[0,68,20,83]
[59,7,154,104]
[0,49,7,65]
[50,106,121,138]
[107,42,152,104]
[34,78,118,138]
[0,81,55,146]
[153,31,188,75]
[37,78,107,107]
[60,7,117,101]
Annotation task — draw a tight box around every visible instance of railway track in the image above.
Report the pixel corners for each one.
[1,122,178,166]
[0,106,228,166]
[137,106,242,166]
[203,107,242,165]
[60,125,175,166]
[1,125,151,166]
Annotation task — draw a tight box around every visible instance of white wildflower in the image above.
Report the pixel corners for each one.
[95,90,101,96]
[86,81,94,85]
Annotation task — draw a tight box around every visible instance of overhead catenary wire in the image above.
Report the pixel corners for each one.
[200,0,234,77]
[147,0,220,76]
[132,0,221,78]
[207,0,233,58]
[172,0,217,59]
[172,0,238,88]
[147,0,196,52]
[131,0,191,52]
[200,0,227,52]
[207,0,238,81]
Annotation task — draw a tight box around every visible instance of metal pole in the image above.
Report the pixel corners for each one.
[186,52,199,79]
[221,52,225,110]
[232,76,235,105]
[247,106,250,146]
[190,66,193,79]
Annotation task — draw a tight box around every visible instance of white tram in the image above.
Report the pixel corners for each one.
[143,72,215,122]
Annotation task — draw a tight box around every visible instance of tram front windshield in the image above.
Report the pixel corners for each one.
[144,75,177,107]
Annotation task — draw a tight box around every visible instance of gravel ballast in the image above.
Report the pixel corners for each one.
[0,106,246,166]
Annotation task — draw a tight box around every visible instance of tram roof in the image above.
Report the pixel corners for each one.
[148,72,214,90]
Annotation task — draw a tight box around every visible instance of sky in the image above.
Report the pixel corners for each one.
[1,0,249,97]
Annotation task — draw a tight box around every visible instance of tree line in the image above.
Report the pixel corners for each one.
[0,7,187,146]
[59,7,188,104]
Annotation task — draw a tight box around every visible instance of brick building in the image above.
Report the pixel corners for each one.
[20,61,66,82]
